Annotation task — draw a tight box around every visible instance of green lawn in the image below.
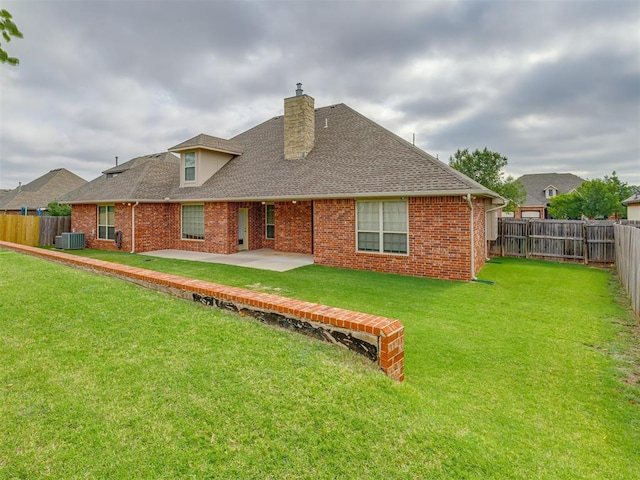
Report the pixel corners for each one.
[1,249,638,479]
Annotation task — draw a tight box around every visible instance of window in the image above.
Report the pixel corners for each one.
[184,152,196,182]
[265,204,275,239]
[545,187,557,199]
[181,204,204,240]
[98,205,115,240]
[356,200,408,254]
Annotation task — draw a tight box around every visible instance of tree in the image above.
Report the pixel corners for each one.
[47,201,71,216]
[604,171,634,212]
[449,147,526,211]
[0,9,23,66]
[548,176,625,219]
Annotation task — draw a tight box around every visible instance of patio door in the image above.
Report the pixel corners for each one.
[238,208,249,251]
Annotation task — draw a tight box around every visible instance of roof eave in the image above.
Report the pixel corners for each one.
[161,189,504,203]
[68,189,504,205]
[169,145,243,156]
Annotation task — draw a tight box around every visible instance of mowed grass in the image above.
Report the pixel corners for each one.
[0,249,638,479]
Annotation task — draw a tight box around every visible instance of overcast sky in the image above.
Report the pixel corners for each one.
[1,0,638,190]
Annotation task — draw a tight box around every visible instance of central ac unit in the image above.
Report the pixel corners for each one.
[58,232,85,250]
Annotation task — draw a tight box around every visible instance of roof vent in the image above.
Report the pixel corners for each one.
[295,83,303,96]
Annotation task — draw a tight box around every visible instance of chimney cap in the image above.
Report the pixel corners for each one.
[295,83,303,96]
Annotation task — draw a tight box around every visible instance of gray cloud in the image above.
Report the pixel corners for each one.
[1,0,638,189]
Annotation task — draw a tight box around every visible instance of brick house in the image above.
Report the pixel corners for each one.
[67,85,504,281]
[515,173,584,219]
[0,168,86,215]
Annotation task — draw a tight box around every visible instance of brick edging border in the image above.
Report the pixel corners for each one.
[0,241,405,381]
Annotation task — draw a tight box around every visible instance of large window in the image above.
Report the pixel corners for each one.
[265,204,275,239]
[98,205,115,240]
[357,200,407,254]
[181,204,204,240]
[184,152,196,182]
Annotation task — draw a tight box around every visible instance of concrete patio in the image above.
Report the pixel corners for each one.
[140,248,314,272]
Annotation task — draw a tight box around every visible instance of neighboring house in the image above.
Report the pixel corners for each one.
[622,192,640,221]
[0,168,87,215]
[67,85,504,281]
[516,173,584,219]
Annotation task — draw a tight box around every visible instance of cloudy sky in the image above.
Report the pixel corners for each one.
[1,0,638,190]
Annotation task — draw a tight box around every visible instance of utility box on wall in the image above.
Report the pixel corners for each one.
[56,232,85,250]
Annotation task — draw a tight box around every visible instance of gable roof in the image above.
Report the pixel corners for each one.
[71,103,501,204]
[622,192,640,206]
[517,173,585,207]
[169,134,244,155]
[172,104,496,201]
[64,153,180,203]
[0,168,87,211]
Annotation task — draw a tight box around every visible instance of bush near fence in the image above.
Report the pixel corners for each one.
[0,216,71,247]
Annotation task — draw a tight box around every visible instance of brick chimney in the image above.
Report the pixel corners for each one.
[284,83,315,160]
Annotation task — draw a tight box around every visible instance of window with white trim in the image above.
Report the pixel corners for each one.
[184,152,196,182]
[98,205,115,240]
[181,204,204,240]
[265,204,275,239]
[357,200,408,254]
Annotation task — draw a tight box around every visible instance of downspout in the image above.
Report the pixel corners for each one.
[465,194,477,281]
[130,201,139,253]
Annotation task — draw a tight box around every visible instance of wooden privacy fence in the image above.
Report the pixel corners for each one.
[0,216,71,247]
[614,223,640,317]
[492,219,615,264]
[39,216,71,246]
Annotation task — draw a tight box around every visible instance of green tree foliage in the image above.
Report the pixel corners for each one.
[0,9,23,66]
[449,147,526,211]
[604,171,634,205]
[548,172,633,219]
[47,201,71,216]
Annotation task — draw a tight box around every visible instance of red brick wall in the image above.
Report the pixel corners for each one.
[516,206,545,219]
[274,201,313,254]
[135,203,175,252]
[73,196,487,281]
[313,196,486,281]
[74,201,275,254]
[72,203,133,251]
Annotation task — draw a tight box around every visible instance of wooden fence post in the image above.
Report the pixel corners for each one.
[583,222,588,265]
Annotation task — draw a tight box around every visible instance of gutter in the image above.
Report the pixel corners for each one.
[130,201,139,253]
[465,193,478,281]
[65,189,503,206]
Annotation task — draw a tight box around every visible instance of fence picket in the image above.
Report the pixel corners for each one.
[614,224,640,317]
[0,215,71,247]
[495,219,615,264]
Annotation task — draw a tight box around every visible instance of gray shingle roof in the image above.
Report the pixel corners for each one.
[64,153,180,203]
[517,173,585,207]
[0,168,87,211]
[622,192,640,206]
[102,152,177,175]
[71,103,501,204]
[169,134,244,155]
[169,103,497,201]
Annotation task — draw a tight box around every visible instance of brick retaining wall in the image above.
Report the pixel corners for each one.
[0,241,405,381]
